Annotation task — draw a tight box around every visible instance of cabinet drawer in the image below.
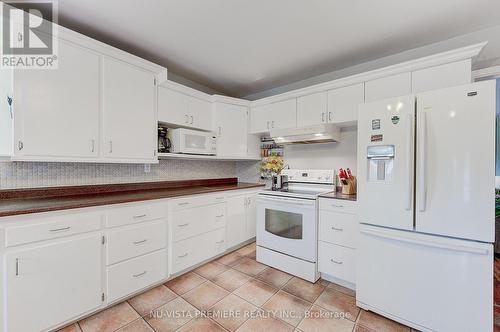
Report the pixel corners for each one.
[107,220,167,265]
[106,201,166,228]
[172,203,225,242]
[319,210,358,249]
[170,194,225,211]
[319,198,357,214]
[5,211,102,247]
[318,241,356,284]
[107,249,167,303]
[171,228,226,274]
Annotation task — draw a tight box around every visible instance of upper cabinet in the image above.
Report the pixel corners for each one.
[213,102,248,158]
[13,40,100,159]
[250,98,297,133]
[102,58,157,162]
[411,60,471,94]
[2,17,166,164]
[364,72,412,103]
[157,84,212,131]
[327,83,365,124]
[297,92,327,127]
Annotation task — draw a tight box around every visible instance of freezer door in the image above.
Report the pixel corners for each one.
[415,81,495,242]
[357,95,414,230]
[357,224,493,332]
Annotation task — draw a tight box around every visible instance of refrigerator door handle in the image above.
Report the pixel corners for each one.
[361,229,490,255]
[418,111,427,212]
[405,113,413,211]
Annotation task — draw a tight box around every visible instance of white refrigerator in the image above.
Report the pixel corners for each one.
[356,81,496,332]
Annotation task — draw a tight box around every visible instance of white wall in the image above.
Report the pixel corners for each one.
[283,127,357,178]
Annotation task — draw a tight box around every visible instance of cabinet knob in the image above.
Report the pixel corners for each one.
[328,112,332,122]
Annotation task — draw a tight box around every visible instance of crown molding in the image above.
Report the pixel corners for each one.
[250,42,488,106]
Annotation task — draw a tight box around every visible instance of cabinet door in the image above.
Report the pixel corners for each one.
[327,83,364,124]
[214,102,248,157]
[364,72,411,102]
[189,97,212,131]
[269,99,297,130]
[158,87,190,127]
[297,92,327,127]
[102,58,156,161]
[226,196,247,248]
[249,104,272,133]
[411,60,471,94]
[14,40,99,159]
[245,194,258,239]
[4,234,103,332]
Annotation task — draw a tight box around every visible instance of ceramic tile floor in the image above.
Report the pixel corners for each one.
[57,242,423,332]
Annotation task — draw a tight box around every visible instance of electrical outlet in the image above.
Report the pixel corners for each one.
[144,164,151,173]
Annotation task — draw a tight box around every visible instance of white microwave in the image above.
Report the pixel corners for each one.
[168,128,217,155]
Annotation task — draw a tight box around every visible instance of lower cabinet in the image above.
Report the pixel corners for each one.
[318,198,358,287]
[226,192,258,248]
[0,187,262,332]
[171,228,226,274]
[4,234,103,332]
[107,249,167,303]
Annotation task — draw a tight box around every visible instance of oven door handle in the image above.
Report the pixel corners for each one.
[257,196,316,206]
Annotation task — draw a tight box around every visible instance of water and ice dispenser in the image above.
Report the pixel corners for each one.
[366,145,395,182]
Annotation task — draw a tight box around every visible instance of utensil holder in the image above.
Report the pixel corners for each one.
[341,176,357,195]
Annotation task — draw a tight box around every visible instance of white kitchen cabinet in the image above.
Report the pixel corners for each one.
[226,195,247,248]
[0,69,13,156]
[364,72,412,102]
[4,234,103,332]
[297,92,328,127]
[246,194,258,238]
[411,60,471,93]
[107,249,167,303]
[250,98,297,133]
[189,96,212,131]
[318,198,358,287]
[157,85,212,131]
[102,57,157,162]
[158,86,190,127]
[226,192,258,248]
[13,40,100,159]
[327,83,365,124]
[213,102,249,158]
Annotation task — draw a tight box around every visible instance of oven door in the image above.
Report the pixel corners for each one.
[256,195,317,262]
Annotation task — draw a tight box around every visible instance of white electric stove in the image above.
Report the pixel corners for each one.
[256,169,335,282]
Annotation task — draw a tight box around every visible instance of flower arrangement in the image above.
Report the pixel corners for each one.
[261,155,284,178]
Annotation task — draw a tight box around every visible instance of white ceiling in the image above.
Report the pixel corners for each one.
[55,0,500,97]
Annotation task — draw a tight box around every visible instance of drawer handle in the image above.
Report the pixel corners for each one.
[216,214,224,218]
[331,226,344,231]
[133,271,147,278]
[215,197,224,200]
[178,223,189,227]
[331,204,344,208]
[178,252,189,258]
[133,239,148,245]
[178,202,189,206]
[330,259,343,265]
[216,240,224,244]
[133,214,147,219]
[49,226,71,233]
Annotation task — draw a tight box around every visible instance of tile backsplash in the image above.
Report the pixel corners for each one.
[0,160,261,189]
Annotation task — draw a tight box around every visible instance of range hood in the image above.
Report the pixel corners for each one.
[270,124,341,144]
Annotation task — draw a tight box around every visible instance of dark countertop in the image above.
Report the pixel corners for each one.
[319,191,357,201]
[0,178,264,218]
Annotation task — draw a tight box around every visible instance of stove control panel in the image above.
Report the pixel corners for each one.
[281,169,335,184]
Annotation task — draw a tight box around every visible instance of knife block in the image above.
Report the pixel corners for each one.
[341,176,357,195]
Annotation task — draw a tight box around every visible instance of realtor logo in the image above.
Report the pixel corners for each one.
[1,0,58,68]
